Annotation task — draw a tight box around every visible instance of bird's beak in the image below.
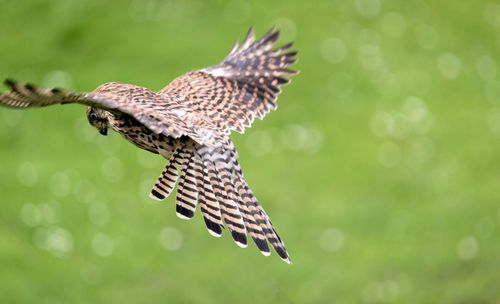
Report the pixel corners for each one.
[99,126,108,136]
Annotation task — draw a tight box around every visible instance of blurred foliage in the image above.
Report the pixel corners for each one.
[1,0,500,303]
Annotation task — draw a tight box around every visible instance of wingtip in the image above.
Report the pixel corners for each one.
[25,83,36,92]
[247,25,255,36]
[241,26,255,46]
[228,39,240,55]
[265,25,280,41]
[283,41,294,48]
[281,68,299,76]
[267,24,277,35]
[244,26,254,40]
[4,78,16,88]
[51,87,63,94]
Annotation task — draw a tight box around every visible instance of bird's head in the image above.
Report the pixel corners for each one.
[86,106,109,136]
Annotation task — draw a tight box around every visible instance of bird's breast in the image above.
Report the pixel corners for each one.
[108,114,177,158]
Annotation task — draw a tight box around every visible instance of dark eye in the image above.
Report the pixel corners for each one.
[89,112,98,122]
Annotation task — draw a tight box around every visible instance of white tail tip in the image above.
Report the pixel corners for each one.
[176,212,191,220]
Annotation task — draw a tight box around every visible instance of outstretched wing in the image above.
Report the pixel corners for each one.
[0,80,222,147]
[159,26,298,134]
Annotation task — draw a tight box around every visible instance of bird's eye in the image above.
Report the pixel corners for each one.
[89,112,99,122]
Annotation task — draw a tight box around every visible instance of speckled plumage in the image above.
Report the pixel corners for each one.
[0,27,298,263]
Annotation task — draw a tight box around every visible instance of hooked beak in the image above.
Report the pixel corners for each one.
[99,126,108,136]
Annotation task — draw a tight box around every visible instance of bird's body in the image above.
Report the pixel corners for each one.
[109,110,177,157]
[94,85,177,157]
[0,27,297,263]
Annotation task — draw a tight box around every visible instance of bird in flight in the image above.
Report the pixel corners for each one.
[0,27,298,263]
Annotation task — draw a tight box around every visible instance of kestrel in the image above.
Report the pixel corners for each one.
[0,27,298,263]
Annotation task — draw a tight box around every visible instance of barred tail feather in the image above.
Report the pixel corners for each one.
[193,153,224,237]
[201,140,290,262]
[149,159,179,201]
[175,147,199,220]
[243,181,290,264]
[224,145,270,255]
[150,138,290,263]
[213,155,249,248]
[233,172,270,256]
[204,153,248,248]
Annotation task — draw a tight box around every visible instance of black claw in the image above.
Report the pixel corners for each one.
[51,88,62,94]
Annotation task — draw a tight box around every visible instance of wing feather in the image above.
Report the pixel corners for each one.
[0,80,222,147]
[158,26,298,134]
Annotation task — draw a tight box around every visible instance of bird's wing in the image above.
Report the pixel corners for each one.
[159,26,298,134]
[0,80,223,147]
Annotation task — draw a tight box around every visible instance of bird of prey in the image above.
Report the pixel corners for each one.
[0,27,298,263]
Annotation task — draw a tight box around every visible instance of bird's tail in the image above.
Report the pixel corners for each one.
[150,138,290,263]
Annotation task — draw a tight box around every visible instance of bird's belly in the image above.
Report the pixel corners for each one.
[111,123,176,159]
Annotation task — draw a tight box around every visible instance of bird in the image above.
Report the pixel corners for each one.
[0,27,298,263]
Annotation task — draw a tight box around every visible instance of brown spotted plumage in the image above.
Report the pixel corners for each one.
[0,27,298,263]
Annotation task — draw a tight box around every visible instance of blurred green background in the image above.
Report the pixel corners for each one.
[1,0,500,303]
